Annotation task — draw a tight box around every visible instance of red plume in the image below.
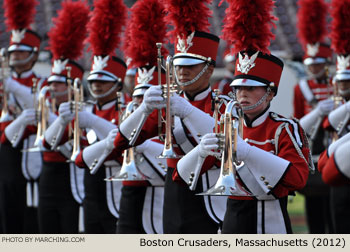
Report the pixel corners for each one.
[164,0,212,42]
[297,0,328,47]
[330,0,350,55]
[47,0,89,60]
[3,0,38,30]
[221,0,277,55]
[86,0,127,56]
[123,0,168,68]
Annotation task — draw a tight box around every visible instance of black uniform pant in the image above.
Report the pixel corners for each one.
[116,185,147,234]
[300,168,333,234]
[162,167,219,234]
[222,197,292,234]
[83,169,118,234]
[0,143,37,233]
[38,161,80,234]
[330,185,350,234]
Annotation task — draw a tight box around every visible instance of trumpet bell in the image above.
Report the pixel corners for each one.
[197,162,253,196]
[0,112,12,123]
[21,146,49,152]
[158,144,180,159]
[106,161,149,181]
[107,148,149,181]
[67,150,80,163]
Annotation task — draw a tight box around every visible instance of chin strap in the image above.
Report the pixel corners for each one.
[51,89,68,97]
[240,87,271,111]
[339,88,350,97]
[175,63,209,87]
[9,51,36,67]
[306,67,326,80]
[87,82,119,99]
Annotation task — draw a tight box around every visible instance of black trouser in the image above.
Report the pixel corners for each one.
[222,197,292,234]
[83,169,117,234]
[299,166,333,234]
[162,167,219,234]
[330,185,350,234]
[305,195,333,234]
[0,143,27,233]
[116,185,147,234]
[38,161,80,234]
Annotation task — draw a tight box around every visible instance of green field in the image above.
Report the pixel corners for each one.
[288,193,308,234]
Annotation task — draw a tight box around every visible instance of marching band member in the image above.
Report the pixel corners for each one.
[178,0,311,234]
[38,0,89,234]
[292,0,334,234]
[317,0,350,234]
[75,0,168,234]
[109,0,227,234]
[71,0,128,233]
[113,0,167,234]
[0,0,45,233]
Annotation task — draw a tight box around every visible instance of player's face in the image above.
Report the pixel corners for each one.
[307,63,326,76]
[50,81,68,105]
[9,51,31,62]
[337,80,350,100]
[175,63,213,97]
[91,81,115,96]
[235,86,273,120]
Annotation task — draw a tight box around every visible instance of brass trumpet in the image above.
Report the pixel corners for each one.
[0,48,12,123]
[107,101,149,181]
[68,78,83,162]
[22,86,56,152]
[156,43,163,141]
[66,66,73,139]
[198,100,252,196]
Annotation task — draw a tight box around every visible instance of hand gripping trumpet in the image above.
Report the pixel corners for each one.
[68,78,83,162]
[107,101,149,181]
[0,48,12,123]
[198,100,252,196]
[22,86,56,152]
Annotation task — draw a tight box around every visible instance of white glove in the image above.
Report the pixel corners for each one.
[48,112,58,126]
[139,85,165,114]
[78,110,94,129]
[135,140,150,153]
[4,77,20,93]
[58,102,74,125]
[198,133,220,158]
[17,108,37,126]
[78,110,116,139]
[199,133,251,161]
[4,108,36,147]
[170,93,194,118]
[316,99,334,116]
[345,100,350,112]
[105,128,118,152]
[3,77,34,108]
[235,134,251,161]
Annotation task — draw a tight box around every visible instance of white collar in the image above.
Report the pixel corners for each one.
[184,86,211,101]
[96,99,116,110]
[12,69,33,79]
[244,108,270,127]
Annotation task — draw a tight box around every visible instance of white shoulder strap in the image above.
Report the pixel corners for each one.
[299,79,315,104]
